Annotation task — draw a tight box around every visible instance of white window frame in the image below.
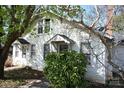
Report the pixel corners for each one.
[37,19,50,34]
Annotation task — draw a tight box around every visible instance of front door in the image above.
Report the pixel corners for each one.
[58,43,68,52]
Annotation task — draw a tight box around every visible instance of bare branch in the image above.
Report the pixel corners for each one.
[87,36,111,71]
[90,5,100,28]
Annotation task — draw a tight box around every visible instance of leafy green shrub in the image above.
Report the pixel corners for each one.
[43,51,88,88]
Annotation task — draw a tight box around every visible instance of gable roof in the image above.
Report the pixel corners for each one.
[42,11,115,40]
[44,11,86,30]
[31,11,86,31]
[46,34,75,44]
[18,38,30,44]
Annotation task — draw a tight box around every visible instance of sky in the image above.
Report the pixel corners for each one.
[82,5,94,12]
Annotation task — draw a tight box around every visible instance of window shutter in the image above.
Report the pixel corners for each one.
[22,45,27,58]
[31,44,36,58]
[44,44,50,59]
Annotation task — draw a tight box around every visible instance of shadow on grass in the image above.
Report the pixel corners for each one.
[4,66,44,80]
[0,66,49,88]
[28,80,50,88]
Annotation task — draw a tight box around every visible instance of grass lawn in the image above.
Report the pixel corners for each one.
[0,66,45,88]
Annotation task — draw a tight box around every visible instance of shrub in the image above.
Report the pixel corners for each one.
[43,51,88,88]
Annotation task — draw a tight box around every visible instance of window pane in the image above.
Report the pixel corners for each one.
[22,53,26,58]
[38,20,43,34]
[15,44,19,57]
[31,45,35,51]
[38,27,43,34]
[59,44,68,52]
[15,51,19,57]
[15,44,18,50]
[9,46,13,56]
[31,52,35,58]
[44,19,50,33]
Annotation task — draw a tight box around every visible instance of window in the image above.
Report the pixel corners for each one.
[59,44,68,52]
[15,44,19,57]
[44,19,50,33]
[31,44,36,58]
[38,19,50,34]
[38,20,43,34]
[9,46,13,57]
[80,43,91,62]
[44,44,50,59]
[22,46,27,58]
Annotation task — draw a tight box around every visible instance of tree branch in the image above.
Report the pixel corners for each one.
[90,5,100,28]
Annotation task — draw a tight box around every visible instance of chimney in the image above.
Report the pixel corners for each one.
[106,5,114,36]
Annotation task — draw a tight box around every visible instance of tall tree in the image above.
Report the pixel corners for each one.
[0,5,44,79]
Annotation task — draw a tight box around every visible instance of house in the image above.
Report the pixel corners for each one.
[12,11,124,85]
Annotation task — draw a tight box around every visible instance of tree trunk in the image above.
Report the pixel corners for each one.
[0,46,10,79]
[0,57,4,79]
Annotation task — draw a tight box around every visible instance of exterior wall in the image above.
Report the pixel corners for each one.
[85,36,106,84]
[112,45,124,70]
[25,19,83,70]
[12,18,106,84]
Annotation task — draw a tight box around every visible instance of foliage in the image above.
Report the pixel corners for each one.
[43,51,88,88]
[0,5,82,45]
[113,14,124,32]
[0,6,37,44]
[46,5,83,18]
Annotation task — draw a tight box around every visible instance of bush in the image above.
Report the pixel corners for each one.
[43,51,88,88]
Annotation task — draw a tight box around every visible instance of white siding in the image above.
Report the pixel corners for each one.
[112,45,124,69]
